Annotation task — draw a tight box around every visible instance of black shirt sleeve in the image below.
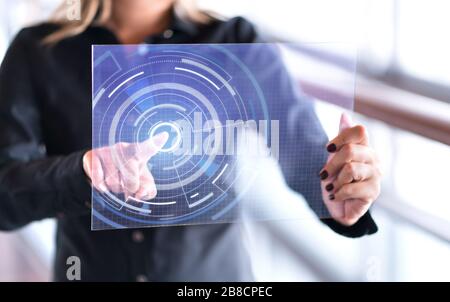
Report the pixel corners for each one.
[0,30,90,231]
[321,212,378,238]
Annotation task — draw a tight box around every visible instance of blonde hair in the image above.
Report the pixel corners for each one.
[43,0,215,44]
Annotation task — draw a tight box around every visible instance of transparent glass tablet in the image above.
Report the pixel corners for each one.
[91,43,356,230]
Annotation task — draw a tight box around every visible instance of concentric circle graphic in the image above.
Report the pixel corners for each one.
[92,44,274,229]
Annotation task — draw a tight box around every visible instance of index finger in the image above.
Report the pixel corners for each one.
[135,131,169,161]
[327,125,368,152]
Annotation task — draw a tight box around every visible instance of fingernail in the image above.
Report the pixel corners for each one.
[325,183,334,192]
[327,143,337,153]
[319,170,328,180]
[329,194,335,200]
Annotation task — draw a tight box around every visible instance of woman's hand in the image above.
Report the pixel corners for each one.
[320,114,381,226]
[83,132,169,201]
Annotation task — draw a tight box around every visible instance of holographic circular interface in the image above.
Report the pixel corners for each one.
[92,44,272,229]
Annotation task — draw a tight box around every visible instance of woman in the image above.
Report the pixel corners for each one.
[0,0,380,281]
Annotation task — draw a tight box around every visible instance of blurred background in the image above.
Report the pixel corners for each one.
[0,0,449,281]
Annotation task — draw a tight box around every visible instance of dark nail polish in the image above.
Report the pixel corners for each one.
[329,194,335,200]
[319,170,328,180]
[327,143,337,153]
[325,183,334,192]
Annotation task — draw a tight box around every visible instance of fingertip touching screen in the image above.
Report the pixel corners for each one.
[91,43,356,230]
